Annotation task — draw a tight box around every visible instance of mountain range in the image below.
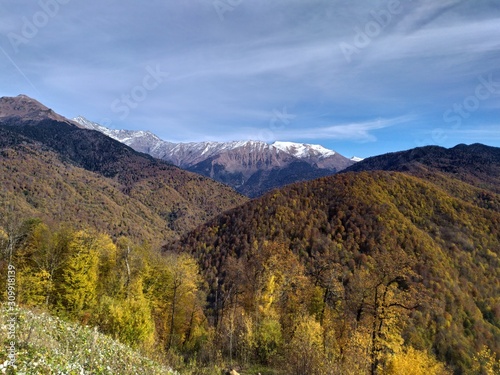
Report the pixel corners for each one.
[73,116,358,197]
[344,143,500,196]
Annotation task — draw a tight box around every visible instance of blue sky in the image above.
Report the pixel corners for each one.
[0,0,499,158]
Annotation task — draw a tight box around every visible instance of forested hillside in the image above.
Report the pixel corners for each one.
[345,143,500,194]
[0,96,247,244]
[167,170,500,374]
[2,153,499,374]
[0,223,212,374]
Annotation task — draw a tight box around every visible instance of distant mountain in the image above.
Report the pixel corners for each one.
[73,116,357,197]
[0,95,247,244]
[185,141,332,197]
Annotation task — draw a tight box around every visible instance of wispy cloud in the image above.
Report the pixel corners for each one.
[396,0,464,33]
[276,116,415,142]
[163,115,414,144]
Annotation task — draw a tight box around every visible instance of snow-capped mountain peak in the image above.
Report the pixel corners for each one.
[74,115,113,134]
[272,141,336,159]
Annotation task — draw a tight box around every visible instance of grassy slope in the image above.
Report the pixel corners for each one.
[0,305,176,375]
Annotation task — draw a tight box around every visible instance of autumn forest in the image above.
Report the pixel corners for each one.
[0,97,499,375]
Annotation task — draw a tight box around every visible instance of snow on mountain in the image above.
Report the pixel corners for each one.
[73,117,278,167]
[160,139,347,169]
[350,156,364,162]
[73,115,112,134]
[272,141,336,159]
[158,140,274,168]
[73,116,173,155]
[71,116,361,196]
[271,141,357,171]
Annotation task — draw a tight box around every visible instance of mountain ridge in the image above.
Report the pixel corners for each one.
[73,115,354,165]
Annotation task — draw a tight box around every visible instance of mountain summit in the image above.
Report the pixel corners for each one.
[0,94,72,123]
[73,116,357,197]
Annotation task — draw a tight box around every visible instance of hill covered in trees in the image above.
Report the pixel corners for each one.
[0,96,246,244]
[167,167,500,374]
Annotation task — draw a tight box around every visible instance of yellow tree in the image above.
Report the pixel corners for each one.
[251,241,313,364]
[96,237,156,349]
[98,277,155,349]
[383,346,451,375]
[469,346,500,375]
[146,252,204,352]
[17,223,73,307]
[285,316,326,375]
[166,253,203,351]
[54,230,113,320]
